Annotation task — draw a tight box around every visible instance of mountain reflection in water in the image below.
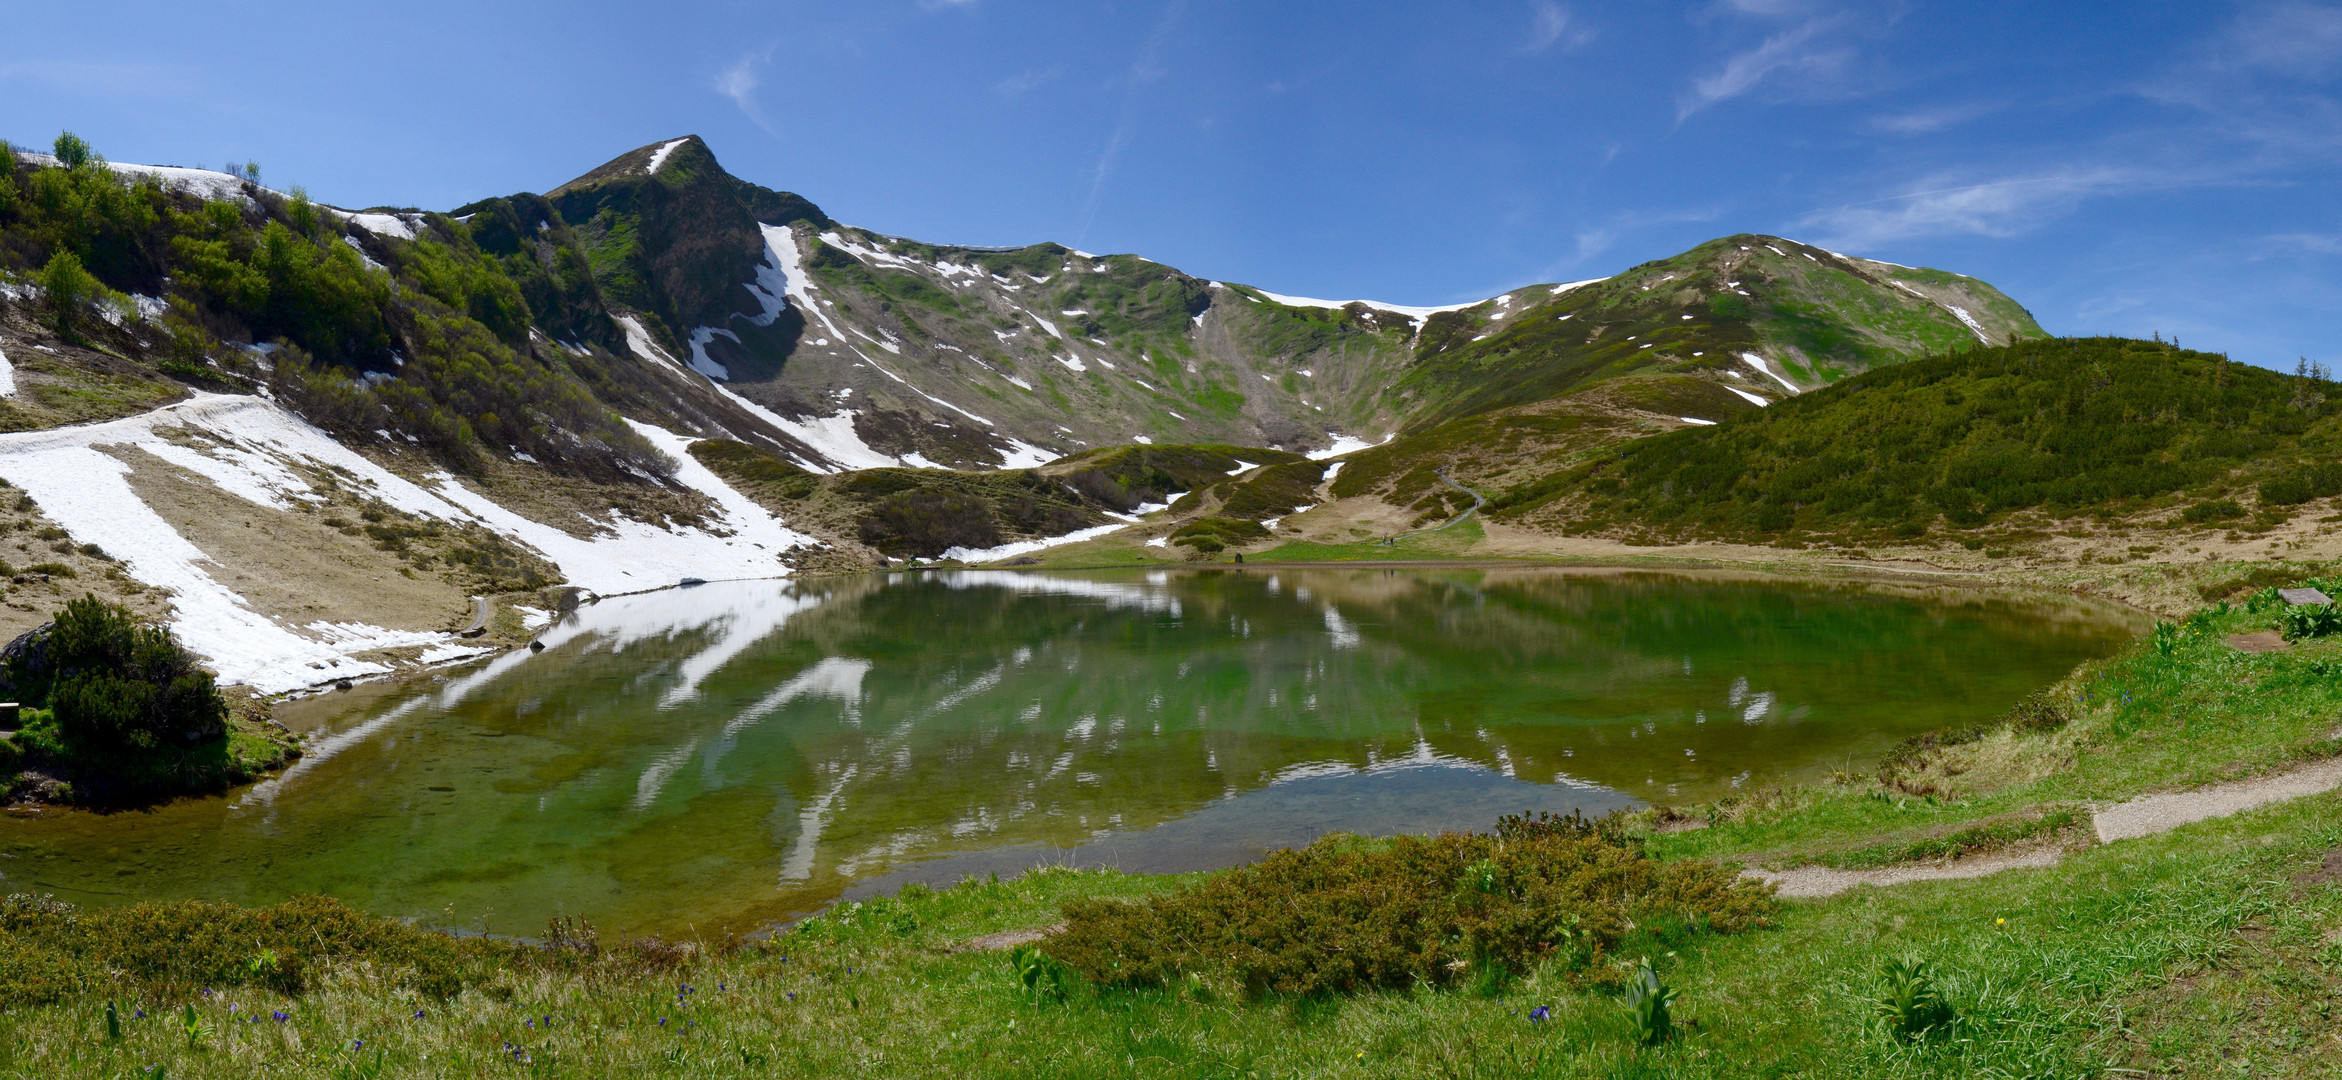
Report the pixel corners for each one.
[0,567,2140,936]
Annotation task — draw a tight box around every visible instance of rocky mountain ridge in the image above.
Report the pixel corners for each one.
[406,136,2043,472]
[0,131,2048,691]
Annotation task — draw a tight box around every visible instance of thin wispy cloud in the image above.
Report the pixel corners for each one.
[1523,3,1594,55]
[1795,169,2139,249]
[1866,100,2000,135]
[2260,231,2342,256]
[715,50,780,136]
[1678,18,1847,119]
[993,66,1064,98]
[2218,1,2342,79]
[1559,205,1724,270]
[1074,0,1186,248]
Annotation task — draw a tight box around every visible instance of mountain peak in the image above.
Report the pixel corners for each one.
[552,135,718,195]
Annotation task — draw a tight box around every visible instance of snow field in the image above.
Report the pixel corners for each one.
[0,393,820,691]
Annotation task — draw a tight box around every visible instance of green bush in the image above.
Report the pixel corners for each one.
[2259,465,2342,506]
[0,893,502,1004]
[37,249,106,335]
[2182,498,2246,523]
[13,595,226,755]
[859,490,1001,558]
[1170,517,1268,553]
[1043,813,1774,998]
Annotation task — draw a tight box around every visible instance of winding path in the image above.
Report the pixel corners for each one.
[1749,754,2342,898]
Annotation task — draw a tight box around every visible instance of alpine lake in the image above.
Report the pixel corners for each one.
[1,566,2144,939]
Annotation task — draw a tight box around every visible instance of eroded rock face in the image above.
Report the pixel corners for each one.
[0,622,52,703]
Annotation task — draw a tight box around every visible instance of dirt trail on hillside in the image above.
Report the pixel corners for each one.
[2091,755,2342,842]
[1748,848,2064,899]
[1750,755,2342,898]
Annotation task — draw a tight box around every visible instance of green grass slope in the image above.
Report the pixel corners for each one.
[1394,235,2045,429]
[1501,337,2342,546]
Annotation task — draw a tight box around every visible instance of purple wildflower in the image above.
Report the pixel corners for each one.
[272,1011,288,1022]
[353,1040,364,1051]
[1530,1005,1551,1022]
[657,1017,667,1027]
[413,1009,426,1019]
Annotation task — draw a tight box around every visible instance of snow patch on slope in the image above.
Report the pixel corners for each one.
[1309,433,1392,460]
[0,394,823,690]
[995,439,1058,470]
[685,327,734,380]
[0,397,462,692]
[0,346,12,397]
[16,152,263,205]
[617,313,895,472]
[1248,288,1486,320]
[940,523,1132,564]
[1739,353,1800,393]
[645,138,690,174]
[1722,384,1771,407]
[344,213,423,241]
[1943,304,1990,342]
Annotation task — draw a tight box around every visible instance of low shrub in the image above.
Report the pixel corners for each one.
[1043,812,1774,998]
[2258,464,2342,507]
[1169,517,1268,554]
[0,893,512,1005]
[859,490,1001,558]
[2182,498,2246,524]
[7,595,227,756]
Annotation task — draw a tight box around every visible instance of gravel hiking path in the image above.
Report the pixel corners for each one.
[1750,753,2342,898]
[2091,754,2342,842]
[957,925,1060,952]
[1747,848,2064,899]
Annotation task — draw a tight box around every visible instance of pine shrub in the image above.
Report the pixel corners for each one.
[1044,813,1774,998]
[14,595,226,756]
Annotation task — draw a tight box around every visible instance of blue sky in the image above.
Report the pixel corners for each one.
[9,1,2339,368]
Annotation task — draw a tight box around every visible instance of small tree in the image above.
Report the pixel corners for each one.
[51,131,93,170]
[39,249,102,336]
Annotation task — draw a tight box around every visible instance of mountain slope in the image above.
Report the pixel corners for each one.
[1392,235,2041,428]
[0,130,2078,690]
[407,137,2041,475]
[1498,338,2341,545]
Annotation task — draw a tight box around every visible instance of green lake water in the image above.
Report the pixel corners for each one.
[0,567,2142,937]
